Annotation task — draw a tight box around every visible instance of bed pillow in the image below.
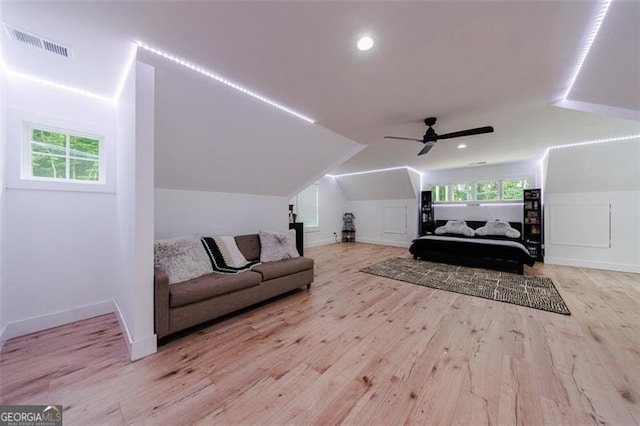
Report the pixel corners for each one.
[154,236,214,284]
[475,220,521,238]
[434,220,475,237]
[259,229,300,262]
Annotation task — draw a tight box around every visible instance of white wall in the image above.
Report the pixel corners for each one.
[336,168,418,201]
[0,67,6,347]
[155,189,287,239]
[434,203,523,223]
[544,139,640,273]
[1,73,119,341]
[115,60,157,360]
[345,199,419,248]
[424,159,540,223]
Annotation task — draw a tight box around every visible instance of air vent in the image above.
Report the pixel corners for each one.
[4,23,73,58]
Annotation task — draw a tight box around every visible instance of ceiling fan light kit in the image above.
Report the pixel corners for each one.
[384,117,494,156]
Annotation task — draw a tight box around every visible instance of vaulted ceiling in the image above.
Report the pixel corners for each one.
[2,1,639,179]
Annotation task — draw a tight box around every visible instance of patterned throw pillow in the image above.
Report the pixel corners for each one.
[259,230,300,262]
[435,220,475,237]
[154,236,214,284]
[475,220,521,238]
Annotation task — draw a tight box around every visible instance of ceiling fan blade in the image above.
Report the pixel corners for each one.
[436,126,494,140]
[384,136,423,142]
[418,142,435,156]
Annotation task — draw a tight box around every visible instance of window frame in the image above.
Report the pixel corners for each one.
[475,180,500,201]
[23,122,106,185]
[292,183,320,232]
[501,177,530,201]
[450,182,473,202]
[430,176,533,204]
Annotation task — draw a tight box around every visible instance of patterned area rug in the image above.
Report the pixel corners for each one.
[361,257,570,315]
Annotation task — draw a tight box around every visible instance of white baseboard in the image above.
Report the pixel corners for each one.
[112,299,157,361]
[0,300,114,347]
[356,238,412,248]
[0,324,7,353]
[544,257,640,274]
[0,300,157,361]
[305,238,337,248]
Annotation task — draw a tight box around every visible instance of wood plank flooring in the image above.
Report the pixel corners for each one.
[1,242,639,425]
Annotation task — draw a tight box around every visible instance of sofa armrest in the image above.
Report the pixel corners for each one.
[154,268,170,339]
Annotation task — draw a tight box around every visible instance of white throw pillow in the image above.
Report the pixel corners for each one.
[212,236,250,268]
[154,236,213,284]
[434,220,475,237]
[259,229,300,262]
[475,220,521,238]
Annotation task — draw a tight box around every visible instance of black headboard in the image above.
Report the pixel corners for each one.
[435,220,523,234]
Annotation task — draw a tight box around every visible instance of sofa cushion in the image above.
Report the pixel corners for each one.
[252,257,314,281]
[235,234,261,262]
[259,230,300,262]
[169,271,262,308]
[154,236,214,285]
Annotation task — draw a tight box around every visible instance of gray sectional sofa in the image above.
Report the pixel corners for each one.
[155,233,314,340]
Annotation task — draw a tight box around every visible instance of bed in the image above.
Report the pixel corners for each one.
[409,220,536,274]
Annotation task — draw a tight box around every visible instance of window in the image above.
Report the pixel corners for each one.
[476,180,499,201]
[429,177,532,203]
[296,184,319,228]
[432,185,447,202]
[24,124,104,183]
[451,183,472,201]
[503,178,529,200]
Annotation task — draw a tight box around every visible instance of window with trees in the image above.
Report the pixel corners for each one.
[451,183,472,201]
[25,124,104,183]
[430,177,531,203]
[502,178,529,200]
[432,185,447,202]
[475,181,500,201]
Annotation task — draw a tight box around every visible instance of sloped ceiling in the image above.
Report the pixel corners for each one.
[566,0,640,113]
[144,51,363,197]
[336,169,417,201]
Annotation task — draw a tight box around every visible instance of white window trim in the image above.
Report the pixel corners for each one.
[6,108,115,193]
[22,122,106,185]
[430,176,534,205]
[292,183,320,232]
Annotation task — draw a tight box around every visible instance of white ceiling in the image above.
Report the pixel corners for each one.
[2,1,639,176]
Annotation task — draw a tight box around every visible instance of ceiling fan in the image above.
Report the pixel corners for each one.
[384,117,494,156]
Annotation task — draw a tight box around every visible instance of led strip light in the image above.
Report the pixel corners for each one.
[135,41,315,123]
[563,0,613,100]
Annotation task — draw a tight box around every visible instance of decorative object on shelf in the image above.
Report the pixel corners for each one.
[420,190,435,235]
[342,212,356,242]
[288,204,297,223]
[523,188,543,261]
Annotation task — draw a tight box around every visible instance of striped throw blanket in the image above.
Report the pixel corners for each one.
[201,236,259,274]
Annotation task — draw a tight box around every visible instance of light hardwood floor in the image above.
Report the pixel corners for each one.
[1,243,639,425]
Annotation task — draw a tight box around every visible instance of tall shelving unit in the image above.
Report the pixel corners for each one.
[420,190,435,236]
[523,188,543,261]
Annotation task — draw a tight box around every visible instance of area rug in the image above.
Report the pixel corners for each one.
[360,257,570,315]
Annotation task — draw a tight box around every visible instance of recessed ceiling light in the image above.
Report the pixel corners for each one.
[357,36,374,51]
[457,144,467,149]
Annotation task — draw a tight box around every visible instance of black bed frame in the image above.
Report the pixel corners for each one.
[411,220,530,274]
